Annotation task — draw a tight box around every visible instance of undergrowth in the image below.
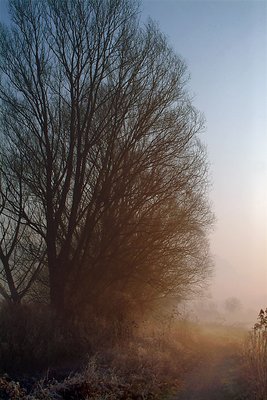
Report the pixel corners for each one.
[0,303,196,399]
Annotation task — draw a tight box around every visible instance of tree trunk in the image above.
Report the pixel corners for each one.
[49,263,66,316]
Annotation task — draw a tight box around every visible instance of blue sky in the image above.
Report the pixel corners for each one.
[0,0,266,310]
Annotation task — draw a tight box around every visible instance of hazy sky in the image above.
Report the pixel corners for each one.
[0,0,266,311]
[142,0,267,310]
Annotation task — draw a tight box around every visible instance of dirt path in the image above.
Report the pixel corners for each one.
[171,326,247,400]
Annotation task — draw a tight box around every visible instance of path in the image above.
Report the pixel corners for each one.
[171,326,247,400]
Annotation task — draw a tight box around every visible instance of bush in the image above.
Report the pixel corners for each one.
[0,308,198,399]
[0,302,90,374]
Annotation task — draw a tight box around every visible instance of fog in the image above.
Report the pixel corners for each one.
[142,0,267,316]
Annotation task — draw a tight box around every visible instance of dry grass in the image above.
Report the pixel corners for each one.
[242,309,267,400]
[0,310,200,399]
[2,304,263,400]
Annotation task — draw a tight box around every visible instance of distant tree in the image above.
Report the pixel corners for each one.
[0,0,213,319]
[224,297,242,314]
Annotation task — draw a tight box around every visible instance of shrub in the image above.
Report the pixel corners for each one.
[0,302,90,374]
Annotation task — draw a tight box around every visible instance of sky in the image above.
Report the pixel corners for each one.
[0,0,266,313]
[142,0,267,312]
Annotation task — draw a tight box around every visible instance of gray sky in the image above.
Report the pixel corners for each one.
[142,0,267,310]
[0,0,266,311]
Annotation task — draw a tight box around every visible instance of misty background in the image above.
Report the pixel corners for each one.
[142,0,267,317]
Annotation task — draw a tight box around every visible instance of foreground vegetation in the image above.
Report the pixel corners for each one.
[243,308,267,400]
[0,302,196,399]
[0,303,266,400]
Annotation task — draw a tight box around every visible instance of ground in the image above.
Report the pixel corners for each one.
[172,324,249,400]
[0,322,252,400]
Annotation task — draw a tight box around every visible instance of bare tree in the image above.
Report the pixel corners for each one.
[0,0,213,318]
[0,155,44,303]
